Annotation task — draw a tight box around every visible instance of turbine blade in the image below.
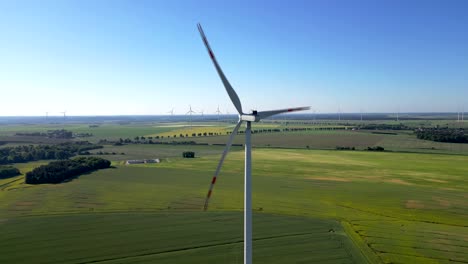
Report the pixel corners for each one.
[197,23,243,115]
[203,121,243,211]
[257,106,310,120]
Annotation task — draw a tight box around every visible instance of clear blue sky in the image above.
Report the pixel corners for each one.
[1,0,467,116]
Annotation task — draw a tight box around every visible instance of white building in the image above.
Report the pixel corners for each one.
[125,159,160,165]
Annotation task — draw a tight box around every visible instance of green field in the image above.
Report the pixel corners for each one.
[2,120,468,155]
[1,144,467,263]
[0,212,363,264]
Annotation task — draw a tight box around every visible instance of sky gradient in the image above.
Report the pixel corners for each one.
[1,0,467,116]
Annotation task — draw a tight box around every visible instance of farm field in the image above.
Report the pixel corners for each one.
[2,120,468,155]
[1,147,467,263]
[0,212,363,264]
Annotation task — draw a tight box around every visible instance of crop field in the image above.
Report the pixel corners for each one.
[89,144,243,162]
[170,130,384,149]
[3,120,468,155]
[0,212,363,264]
[1,147,467,263]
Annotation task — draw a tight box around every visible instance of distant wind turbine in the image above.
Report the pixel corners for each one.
[396,106,400,122]
[226,109,231,123]
[167,108,175,116]
[215,105,222,121]
[186,105,196,128]
[198,23,309,264]
[60,111,66,122]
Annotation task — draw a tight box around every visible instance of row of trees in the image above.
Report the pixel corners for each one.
[0,141,103,165]
[0,165,20,179]
[335,146,384,151]
[99,138,199,145]
[335,146,356,150]
[358,124,409,130]
[367,146,385,151]
[14,129,93,138]
[15,129,74,138]
[415,128,468,143]
[98,127,348,145]
[25,157,111,184]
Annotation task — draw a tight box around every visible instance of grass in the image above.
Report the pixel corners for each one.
[170,130,384,149]
[0,148,467,263]
[87,144,242,162]
[146,125,232,138]
[1,120,468,263]
[0,212,361,264]
[3,121,468,155]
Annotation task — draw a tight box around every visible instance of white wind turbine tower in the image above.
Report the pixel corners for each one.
[396,106,400,122]
[198,23,309,264]
[225,109,231,123]
[199,109,205,120]
[60,111,66,122]
[215,105,222,121]
[186,105,196,128]
[60,111,67,128]
[167,108,175,116]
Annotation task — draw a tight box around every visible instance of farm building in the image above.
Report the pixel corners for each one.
[125,159,160,165]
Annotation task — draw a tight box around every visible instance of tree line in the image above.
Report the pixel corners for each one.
[415,128,468,143]
[25,157,111,184]
[97,126,349,145]
[14,129,93,138]
[15,129,73,138]
[0,165,20,179]
[358,124,409,130]
[0,141,103,165]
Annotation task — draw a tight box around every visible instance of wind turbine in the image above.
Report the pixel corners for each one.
[167,108,175,116]
[396,106,400,122]
[186,105,196,128]
[60,111,66,122]
[59,111,67,128]
[197,23,309,264]
[215,105,222,121]
[225,109,231,123]
[199,109,205,120]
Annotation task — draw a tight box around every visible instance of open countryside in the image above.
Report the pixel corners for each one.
[1,1,468,263]
[1,115,467,263]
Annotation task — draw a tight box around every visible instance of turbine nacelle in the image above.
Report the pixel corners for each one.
[240,114,258,122]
